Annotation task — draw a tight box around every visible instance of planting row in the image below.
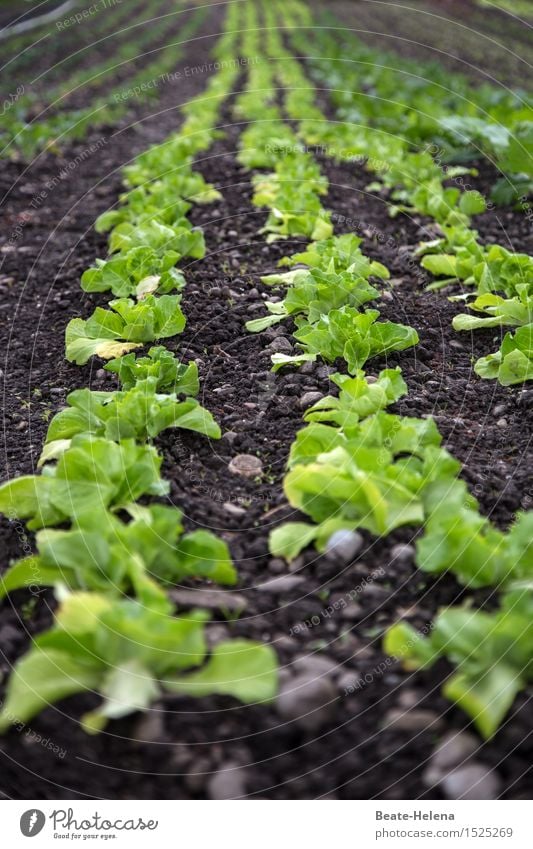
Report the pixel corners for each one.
[278,1,533,386]
[231,0,533,738]
[1,0,205,159]
[0,2,277,735]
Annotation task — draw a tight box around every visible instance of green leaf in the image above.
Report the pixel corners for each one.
[444,667,522,739]
[269,522,320,560]
[421,254,457,278]
[82,660,160,733]
[167,640,278,704]
[0,648,101,732]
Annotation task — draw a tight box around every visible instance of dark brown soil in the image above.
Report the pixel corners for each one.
[0,8,532,801]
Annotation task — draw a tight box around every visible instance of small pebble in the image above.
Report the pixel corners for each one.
[223,502,247,517]
[276,673,337,732]
[228,454,263,478]
[325,529,363,563]
[207,762,248,800]
[442,764,502,800]
[299,391,323,409]
[292,654,338,678]
[384,708,442,733]
[133,710,165,743]
[267,336,293,353]
[424,731,480,787]
[257,575,305,593]
[390,543,415,563]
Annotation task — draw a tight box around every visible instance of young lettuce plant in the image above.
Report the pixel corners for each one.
[81,248,186,299]
[66,295,186,365]
[474,325,533,385]
[0,504,236,599]
[104,346,199,395]
[0,591,277,735]
[384,589,533,739]
[40,377,220,463]
[416,503,533,589]
[270,373,459,559]
[0,435,168,531]
[272,308,418,374]
[246,262,381,333]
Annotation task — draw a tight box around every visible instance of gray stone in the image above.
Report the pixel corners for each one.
[228,453,263,478]
[223,502,247,517]
[430,732,480,774]
[257,575,305,594]
[492,404,507,417]
[292,654,338,677]
[268,557,286,574]
[442,764,502,800]
[496,417,508,428]
[207,762,248,800]
[133,710,165,743]
[221,430,238,444]
[384,708,443,733]
[390,543,415,563]
[299,391,324,409]
[267,336,293,354]
[325,529,363,563]
[171,588,247,612]
[338,672,362,694]
[276,673,337,732]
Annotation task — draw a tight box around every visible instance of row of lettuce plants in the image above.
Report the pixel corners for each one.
[2,2,206,160]
[279,2,533,387]
[233,0,533,738]
[0,1,277,735]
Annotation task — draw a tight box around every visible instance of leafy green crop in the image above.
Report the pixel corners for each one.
[40,378,220,463]
[270,370,459,559]
[246,264,380,333]
[66,295,186,365]
[0,504,236,600]
[104,346,199,395]
[275,308,418,374]
[417,499,533,589]
[0,591,277,734]
[475,325,533,385]
[81,248,186,299]
[385,590,533,739]
[0,435,168,530]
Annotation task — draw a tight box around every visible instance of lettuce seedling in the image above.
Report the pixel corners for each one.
[278,307,418,374]
[302,368,407,435]
[81,248,185,299]
[246,263,380,333]
[0,503,236,599]
[104,346,199,395]
[278,233,389,278]
[0,591,277,734]
[385,589,533,738]
[453,288,532,332]
[0,435,168,530]
[95,188,192,233]
[41,378,220,462]
[416,506,533,589]
[475,325,533,385]
[107,219,205,259]
[271,412,460,558]
[66,295,186,365]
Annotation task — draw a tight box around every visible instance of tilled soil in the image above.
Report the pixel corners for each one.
[0,18,533,801]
